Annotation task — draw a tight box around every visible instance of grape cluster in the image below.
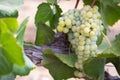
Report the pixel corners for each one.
[57,5,104,77]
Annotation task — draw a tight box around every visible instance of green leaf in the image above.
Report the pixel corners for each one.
[13,53,35,76]
[100,0,120,26]
[0,33,24,66]
[0,18,18,34]
[42,49,76,80]
[50,4,62,29]
[35,3,54,26]
[0,50,13,75]
[0,10,18,18]
[35,22,55,46]
[46,0,57,4]
[0,18,24,66]
[0,73,15,80]
[101,34,120,57]
[55,53,77,68]
[0,0,23,17]
[16,17,28,46]
[83,58,105,80]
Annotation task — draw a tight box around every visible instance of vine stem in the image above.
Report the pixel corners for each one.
[101,31,112,48]
[90,0,96,7]
[74,0,80,8]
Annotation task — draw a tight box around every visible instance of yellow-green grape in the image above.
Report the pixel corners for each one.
[57,26,63,32]
[83,27,90,34]
[63,27,69,33]
[56,5,104,78]
[89,31,96,37]
[74,70,84,78]
[65,18,72,26]
[58,21,65,27]
[77,45,84,51]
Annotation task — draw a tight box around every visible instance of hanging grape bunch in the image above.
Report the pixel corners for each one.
[56,5,104,77]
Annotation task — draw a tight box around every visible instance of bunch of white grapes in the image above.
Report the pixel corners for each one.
[57,5,104,77]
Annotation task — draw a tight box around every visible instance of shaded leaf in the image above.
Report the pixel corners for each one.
[42,49,76,80]
[0,73,15,80]
[50,4,62,29]
[35,3,54,26]
[0,10,18,18]
[83,58,105,80]
[55,53,77,68]
[101,34,120,57]
[0,50,13,75]
[100,0,120,26]
[35,22,55,46]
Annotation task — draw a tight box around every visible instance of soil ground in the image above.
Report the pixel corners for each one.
[16,0,120,80]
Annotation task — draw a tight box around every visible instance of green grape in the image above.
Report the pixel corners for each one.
[56,5,104,78]
[57,26,63,32]
[58,21,65,27]
[77,45,84,51]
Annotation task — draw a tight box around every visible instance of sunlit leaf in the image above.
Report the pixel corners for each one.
[0,18,18,34]
[0,18,24,66]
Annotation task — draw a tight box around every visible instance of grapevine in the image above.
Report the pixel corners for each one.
[57,5,104,77]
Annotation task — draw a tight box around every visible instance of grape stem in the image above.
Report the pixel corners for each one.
[90,0,96,7]
[75,0,80,8]
[101,31,112,48]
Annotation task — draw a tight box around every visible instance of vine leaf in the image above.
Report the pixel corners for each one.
[0,52,13,75]
[0,0,23,18]
[50,4,62,29]
[41,49,76,80]
[97,34,120,57]
[35,3,54,26]
[55,53,77,68]
[0,18,24,66]
[0,18,18,34]
[0,73,15,80]
[15,18,35,76]
[35,22,55,46]
[83,58,105,80]
[100,0,120,26]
